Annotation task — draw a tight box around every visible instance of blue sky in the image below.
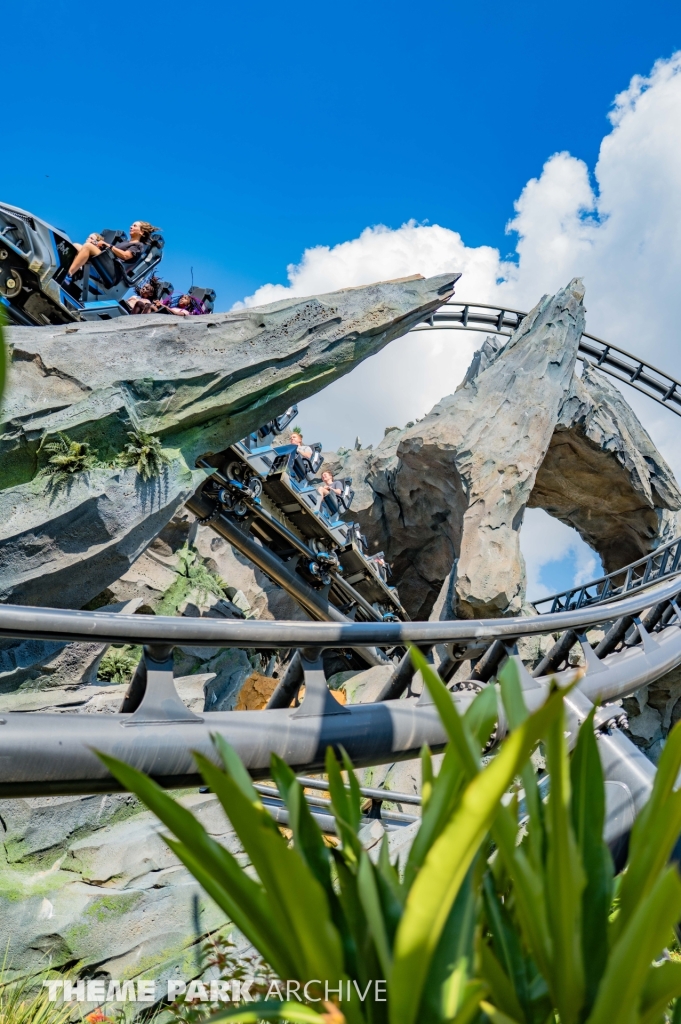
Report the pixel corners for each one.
[6,0,681,309]
[7,1,681,600]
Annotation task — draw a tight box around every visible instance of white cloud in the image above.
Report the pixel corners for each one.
[237,51,681,593]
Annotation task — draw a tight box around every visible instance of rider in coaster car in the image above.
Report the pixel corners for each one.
[289,427,314,480]
[67,220,159,277]
[318,470,344,514]
[161,292,206,316]
[127,275,165,314]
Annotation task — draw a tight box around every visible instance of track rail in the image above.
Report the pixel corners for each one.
[0,578,680,797]
[412,300,681,418]
[533,535,681,614]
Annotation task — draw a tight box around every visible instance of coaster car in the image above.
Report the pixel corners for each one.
[0,201,164,325]
[198,408,408,623]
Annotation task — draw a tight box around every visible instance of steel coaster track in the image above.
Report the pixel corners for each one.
[0,575,680,838]
[412,300,681,418]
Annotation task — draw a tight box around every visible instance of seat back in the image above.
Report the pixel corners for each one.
[189,285,216,313]
[88,249,123,290]
[338,478,355,512]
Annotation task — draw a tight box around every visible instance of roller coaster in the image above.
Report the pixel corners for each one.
[2,296,681,855]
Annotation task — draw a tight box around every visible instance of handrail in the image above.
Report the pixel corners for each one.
[2,575,681,650]
[533,537,681,614]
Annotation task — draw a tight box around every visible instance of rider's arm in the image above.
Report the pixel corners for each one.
[109,245,135,261]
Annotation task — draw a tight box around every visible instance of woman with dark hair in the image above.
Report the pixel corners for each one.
[68,220,159,277]
[161,293,206,316]
[127,275,164,314]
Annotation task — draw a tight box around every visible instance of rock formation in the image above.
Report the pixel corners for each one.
[325,280,681,618]
[530,362,681,571]
[0,273,457,609]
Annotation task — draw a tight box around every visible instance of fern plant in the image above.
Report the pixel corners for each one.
[41,432,98,479]
[118,428,169,480]
[97,645,141,684]
[156,543,227,616]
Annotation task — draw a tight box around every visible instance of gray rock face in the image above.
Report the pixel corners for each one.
[325,280,681,619]
[1,274,457,610]
[0,790,235,1016]
[328,280,586,618]
[530,362,681,571]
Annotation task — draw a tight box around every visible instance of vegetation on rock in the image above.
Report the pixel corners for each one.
[117,428,170,481]
[156,542,227,616]
[0,969,72,1024]
[97,645,142,684]
[40,432,98,480]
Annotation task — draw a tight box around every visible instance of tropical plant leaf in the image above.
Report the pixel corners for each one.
[205,1001,327,1022]
[357,851,393,979]
[95,752,293,977]
[482,872,529,1018]
[586,867,681,1024]
[639,960,681,1024]
[542,703,585,1024]
[192,751,347,986]
[616,720,681,939]
[403,682,497,890]
[269,754,334,897]
[478,941,526,1023]
[479,1000,524,1024]
[570,707,613,1014]
[390,682,566,1024]
[419,867,478,1023]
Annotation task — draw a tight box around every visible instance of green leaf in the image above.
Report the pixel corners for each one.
[449,981,488,1024]
[570,709,613,1013]
[390,683,565,1024]
[479,1000,525,1024]
[205,1001,327,1022]
[411,647,479,775]
[617,720,681,938]
[640,961,681,1024]
[212,733,263,805]
[420,867,478,1022]
[193,751,347,985]
[403,685,497,891]
[269,754,334,897]
[498,657,528,730]
[95,751,293,977]
[543,703,585,1024]
[340,746,363,833]
[421,743,434,813]
[357,851,393,979]
[478,942,527,1023]
[492,805,552,983]
[326,747,362,863]
[482,872,529,1018]
[586,867,681,1024]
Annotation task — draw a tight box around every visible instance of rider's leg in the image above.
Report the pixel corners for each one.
[68,242,103,276]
